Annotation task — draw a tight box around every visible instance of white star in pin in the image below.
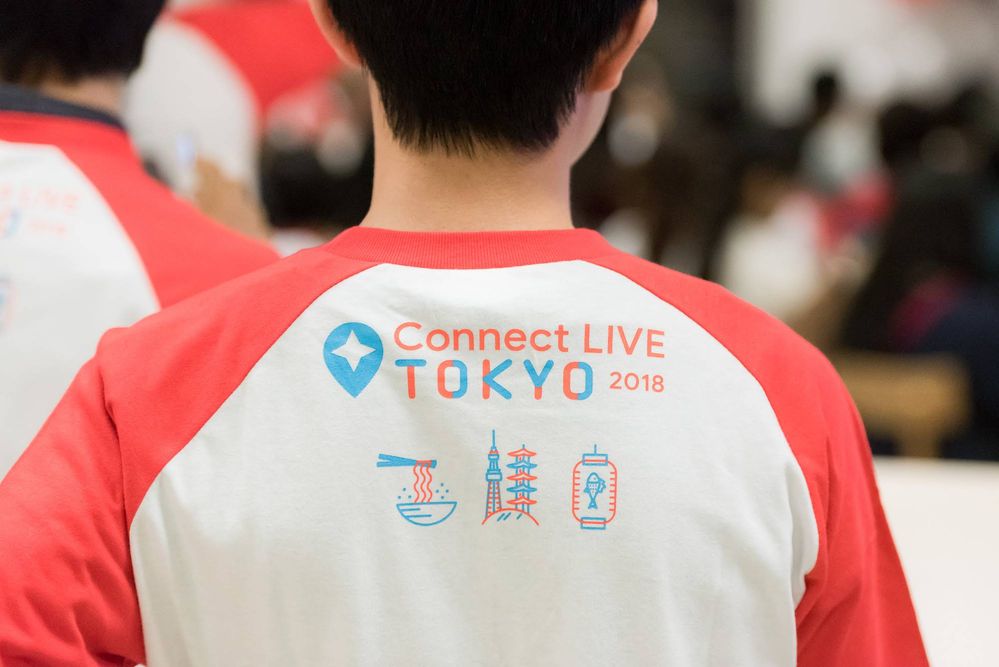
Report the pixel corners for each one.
[331,330,376,372]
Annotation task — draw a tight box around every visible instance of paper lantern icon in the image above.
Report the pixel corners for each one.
[571,445,618,530]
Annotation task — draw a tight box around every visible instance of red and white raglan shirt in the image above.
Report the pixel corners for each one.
[0,228,926,665]
[0,85,278,475]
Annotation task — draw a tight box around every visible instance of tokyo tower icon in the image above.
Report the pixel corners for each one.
[485,430,503,518]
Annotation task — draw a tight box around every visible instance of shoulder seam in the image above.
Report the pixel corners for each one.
[122,259,379,529]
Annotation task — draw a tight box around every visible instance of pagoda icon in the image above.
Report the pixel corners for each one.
[505,446,538,516]
[482,430,540,525]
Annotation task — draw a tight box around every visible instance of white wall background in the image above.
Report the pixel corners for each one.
[749,0,999,121]
[877,459,999,667]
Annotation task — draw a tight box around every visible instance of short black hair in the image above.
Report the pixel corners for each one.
[0,0,166,86]
[326,0,645,154]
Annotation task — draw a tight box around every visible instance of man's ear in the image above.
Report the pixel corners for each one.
[585,0,658,93]
[308,0,363,68]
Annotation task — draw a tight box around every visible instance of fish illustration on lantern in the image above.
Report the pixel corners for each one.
[571,445,618,530]
[584,472,607,509]
[377,454,458,527]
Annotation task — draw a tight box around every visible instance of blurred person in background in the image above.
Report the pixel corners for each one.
[799,70,880,200]
[799,70,890,253]
[709,126,831,323]
[587,57,672,255]
[877,102,934,181]
[843,172,999,459]
[0,0,278,476]
[259,68,374,254]
[843,85,999,459]
[126,0,340,207]
[573,57,701,273]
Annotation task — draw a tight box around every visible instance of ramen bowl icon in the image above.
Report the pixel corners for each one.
[395,501,458,526]
[377,454,458,527]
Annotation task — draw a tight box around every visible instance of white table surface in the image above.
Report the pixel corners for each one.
[875,458,999,667]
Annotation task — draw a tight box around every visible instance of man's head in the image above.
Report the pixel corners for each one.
[0,0,166,87]
[312,0,657,156]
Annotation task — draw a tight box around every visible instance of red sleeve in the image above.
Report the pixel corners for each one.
[588,252,927,666]
[794,362,927,666]
[110,187,280,308]
[0,359,144,666]
[0,249,373,665]
[58,141,279,309]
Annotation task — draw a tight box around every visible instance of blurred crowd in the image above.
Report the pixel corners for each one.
[573,67,999,461]
[125,0,999,461]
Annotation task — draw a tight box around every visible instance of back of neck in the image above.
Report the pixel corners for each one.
[362,108,574,233]
[36,76,125,119]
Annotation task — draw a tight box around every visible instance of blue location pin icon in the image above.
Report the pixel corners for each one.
[323,323,384,397]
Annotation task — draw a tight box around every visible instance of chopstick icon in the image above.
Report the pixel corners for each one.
[376,454,438,468]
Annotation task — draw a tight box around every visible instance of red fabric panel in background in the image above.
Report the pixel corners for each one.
[172,0,341,115]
